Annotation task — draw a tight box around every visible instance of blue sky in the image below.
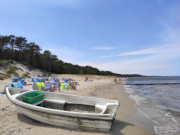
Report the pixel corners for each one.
[0,0,180,76]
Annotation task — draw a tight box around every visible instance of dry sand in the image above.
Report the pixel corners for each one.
[0,75,155,135]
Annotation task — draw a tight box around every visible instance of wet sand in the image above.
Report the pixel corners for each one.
[0,75,155,135]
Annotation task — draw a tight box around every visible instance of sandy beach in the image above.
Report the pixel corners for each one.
[0,74,155,135]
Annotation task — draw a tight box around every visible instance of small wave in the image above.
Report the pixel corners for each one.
[165,112,178,123]
[154,125,180,135]
[123,80,180,135]
[153,111,180,135]
[129,94,145,105]
[166,108,180,119]
[154,126,161,135]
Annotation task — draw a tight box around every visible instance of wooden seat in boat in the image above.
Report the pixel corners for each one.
[44,99,66,105]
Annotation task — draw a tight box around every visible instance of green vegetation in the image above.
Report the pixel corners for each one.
[6,65,19,77]
[0,34,143,77]
[20,73,31,78]
[0,72,8,80]
[0,75,4,80]
[0,59,10,65]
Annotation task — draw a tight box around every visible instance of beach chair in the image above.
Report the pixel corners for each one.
[35,78,40,82]
[12,77,20,82]
[44,82,52,91]
[62,78,68,83]
[53,78,59,82]
[8,83,23,88]
[12,77,17,82]
[20,79,27,86]
[55,82,59,88]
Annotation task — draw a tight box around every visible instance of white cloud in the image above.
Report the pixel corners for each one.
[92,47,116,50]
[80,44,180,75]
[100,45,169,58]
[120,46,163,56]
[100,54,121,58]
[83,12,180,76]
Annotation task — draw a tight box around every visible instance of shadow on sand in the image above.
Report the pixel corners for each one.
[110,119,134,135]
[17,113,134,135]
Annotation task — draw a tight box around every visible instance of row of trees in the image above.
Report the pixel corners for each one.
[0,35,119,76]
[0,34,143,77]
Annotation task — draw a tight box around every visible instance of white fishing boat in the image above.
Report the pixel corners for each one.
[6,87,119,131]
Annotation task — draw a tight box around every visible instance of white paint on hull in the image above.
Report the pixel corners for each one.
[17,105,112,131]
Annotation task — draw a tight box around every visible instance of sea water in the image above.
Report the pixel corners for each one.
[123,77,180,135]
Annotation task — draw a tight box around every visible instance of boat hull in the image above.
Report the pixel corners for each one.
[6,87,119,131]
[16,105,112,131]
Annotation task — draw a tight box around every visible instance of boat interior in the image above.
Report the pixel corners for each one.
[7,88,119,115]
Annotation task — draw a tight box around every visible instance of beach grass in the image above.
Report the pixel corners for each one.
[0,59,10,65]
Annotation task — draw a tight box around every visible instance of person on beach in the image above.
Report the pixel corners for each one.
[50,83,56,92]
[85,77,88,81]
[114,78,117,83]
[58,80,61,92]
[45,79,49,83]
[71,82,76,90]
[119,78,122,84]
[11,84,15,87]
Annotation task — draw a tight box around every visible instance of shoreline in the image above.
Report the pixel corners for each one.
[122,84,156,135]
[110,83,154,135]
[0,75,155,135]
